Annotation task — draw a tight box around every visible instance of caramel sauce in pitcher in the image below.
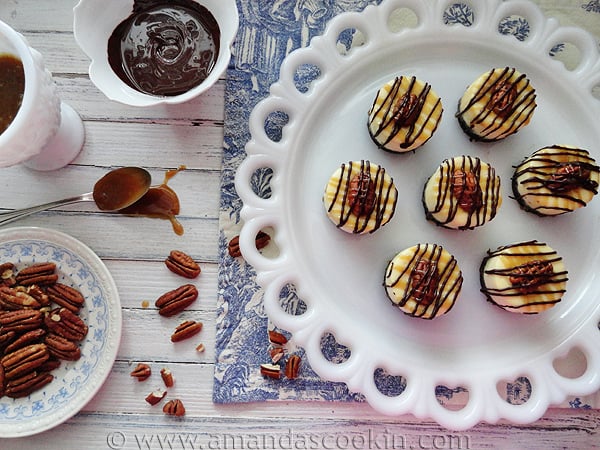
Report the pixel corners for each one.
[107,0,220,96]
[0,54,25,134]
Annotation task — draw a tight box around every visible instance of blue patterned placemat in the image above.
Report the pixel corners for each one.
[214,0,600,408]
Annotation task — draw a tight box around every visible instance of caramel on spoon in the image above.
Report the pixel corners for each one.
[0,166,152,226]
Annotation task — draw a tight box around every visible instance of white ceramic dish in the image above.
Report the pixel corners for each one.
[0,227,121,438]
[235,0,600,430]
[73,0,239,107]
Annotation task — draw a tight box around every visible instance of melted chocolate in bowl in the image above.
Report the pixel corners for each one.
[108,0,220,96]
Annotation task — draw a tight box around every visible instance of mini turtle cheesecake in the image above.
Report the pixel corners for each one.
[323,160,398,234]
[368,75,443,152]
[512,145,600,216]
[384,243,463,319]
[422,155,502,230]
[456,67,536,142]
[480,240,568,314]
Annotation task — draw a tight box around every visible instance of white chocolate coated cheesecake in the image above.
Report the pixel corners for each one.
[422,155,502,230]
[368,76,443,152]
[456,67,536,142]
[323,160,398,234]
[384,243,463,319]
[480,240,568,314]
[512,145,600,216]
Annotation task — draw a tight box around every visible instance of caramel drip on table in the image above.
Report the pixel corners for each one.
[328,160,397,234]
[426,156,501,229]
[385,243,461,319]
[457,67,537,140]
[119,165,185,235]
[513,146,600,215]
[369,76,441,149]
[480,240,568,310]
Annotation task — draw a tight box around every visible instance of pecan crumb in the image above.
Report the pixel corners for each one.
[285,354,301,380]
[163,399,185,416]
[130,363,152,381]
[160,367,174,387]
[260,363,281,379]
[268,329,288,346]
[145,389,167,406]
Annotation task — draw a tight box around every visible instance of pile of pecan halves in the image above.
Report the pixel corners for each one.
[0,261,88,399]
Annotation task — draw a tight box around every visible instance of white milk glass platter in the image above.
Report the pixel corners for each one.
[235,0,600,430]
[0,227,121,438]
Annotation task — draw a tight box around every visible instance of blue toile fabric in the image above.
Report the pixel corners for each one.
[215,0,600,408]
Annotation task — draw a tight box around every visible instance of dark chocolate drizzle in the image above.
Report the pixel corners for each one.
[479,240,568,313]
[512,145,600,216]
[422,156,501,230]
[456,67,537,142]
[384,243,462,319]
[327,160,397,234]
[368,76,442,150]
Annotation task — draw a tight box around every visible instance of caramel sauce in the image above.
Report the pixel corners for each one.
[0,54,25,134]
[118,166,185,235]
[107,0,220,96]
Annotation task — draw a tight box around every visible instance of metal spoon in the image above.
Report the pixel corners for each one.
[0,166,152,226]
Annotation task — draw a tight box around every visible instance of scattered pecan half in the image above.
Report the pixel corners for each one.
[163,399,186,416]
[155,284,198,317]
[170,320,203,342]
[165,250,201,279]
[130,363,152,381]
[452,169,483,212]
[227,231,271,258]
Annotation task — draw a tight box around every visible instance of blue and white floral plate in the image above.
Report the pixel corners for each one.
[236,0,600,430]
[0,227,121,438]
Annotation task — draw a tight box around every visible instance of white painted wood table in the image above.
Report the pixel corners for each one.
[1,1,600,448]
